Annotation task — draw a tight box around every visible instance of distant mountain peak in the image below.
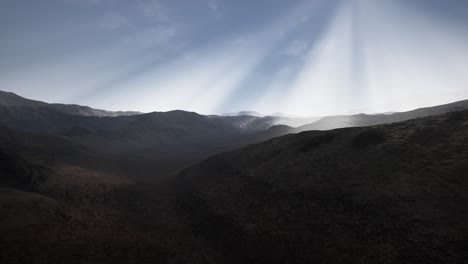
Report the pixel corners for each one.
[0,90,46,107]
[221,111,264,117]
[0,90,141,117]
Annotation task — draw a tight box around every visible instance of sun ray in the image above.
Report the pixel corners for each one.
[276,0,468,116]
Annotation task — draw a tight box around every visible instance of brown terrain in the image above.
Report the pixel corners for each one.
[0,91,467,263]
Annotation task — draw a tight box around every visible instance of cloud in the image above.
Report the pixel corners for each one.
[121,26,177,49]
[98,11,132,31]
[61,0,102,6]
[128,1,178,48]
[300,16,310,23]
[284,40,309,57]
[138,0,168,22]
[90,1,325,114]
[205,0,222,19]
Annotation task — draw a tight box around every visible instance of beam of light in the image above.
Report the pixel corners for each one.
[356,0,468,113]
[275,0,468,116]
[84,0,334,114]
[2,0,468,115]
[210,0,342,115]
[280,0,355,116]
[0,26,179,105]
[251,66,298,116]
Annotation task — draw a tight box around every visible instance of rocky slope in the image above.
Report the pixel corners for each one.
[174,109,468,264]
[1,91,468,263]
[0,149,146,264]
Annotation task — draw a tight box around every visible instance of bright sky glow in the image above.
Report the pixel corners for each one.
[1,0,467,116]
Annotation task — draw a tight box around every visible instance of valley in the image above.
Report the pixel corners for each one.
[0,91,467,263]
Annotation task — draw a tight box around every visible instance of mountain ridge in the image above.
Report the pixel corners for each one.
[1,90,468,263]
[0,90,141,117]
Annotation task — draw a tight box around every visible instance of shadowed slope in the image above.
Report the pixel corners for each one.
[174,109,468,264]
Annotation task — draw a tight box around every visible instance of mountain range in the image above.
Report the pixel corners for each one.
[0,90,467,263]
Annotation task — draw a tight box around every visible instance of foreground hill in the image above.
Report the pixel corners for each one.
[174,109,468,264]
[0,149,144,264]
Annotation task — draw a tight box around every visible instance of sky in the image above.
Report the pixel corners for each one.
[1,0,468,116]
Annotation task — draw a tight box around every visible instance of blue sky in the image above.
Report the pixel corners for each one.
[1,0,468,116]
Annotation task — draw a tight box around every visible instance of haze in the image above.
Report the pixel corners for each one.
[1,0,468,116]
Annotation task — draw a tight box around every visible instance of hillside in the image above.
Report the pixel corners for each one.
[297,99,468,131]
[1,92,468,263]
[174,109,468,264]
[0,149,144,264]
[0,91,318,180]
